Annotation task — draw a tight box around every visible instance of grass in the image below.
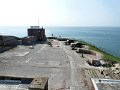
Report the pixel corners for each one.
[79,40,120,63]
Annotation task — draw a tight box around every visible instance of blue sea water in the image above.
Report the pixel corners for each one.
[0,26,120,58]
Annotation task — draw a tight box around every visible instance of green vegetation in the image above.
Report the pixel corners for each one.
[79,40,120,63]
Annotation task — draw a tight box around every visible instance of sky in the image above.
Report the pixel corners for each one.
[0,0,120,26]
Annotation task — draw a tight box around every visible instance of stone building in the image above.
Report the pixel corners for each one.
[22,36,37,45]
[28,26,46,41]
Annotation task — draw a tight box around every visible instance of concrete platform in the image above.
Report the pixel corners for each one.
[0,39,96,90]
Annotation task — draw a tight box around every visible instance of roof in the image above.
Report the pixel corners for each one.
[28,26,44,30]
[91,78,120,90]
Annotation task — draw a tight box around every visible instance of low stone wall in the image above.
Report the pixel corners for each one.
[29,77,48,90]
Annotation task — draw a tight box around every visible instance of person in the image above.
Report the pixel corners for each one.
[52,34,53,37]
[82,54,84,58]
[101,70,104,75]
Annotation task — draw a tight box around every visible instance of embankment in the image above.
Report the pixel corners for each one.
[78,40,120,63]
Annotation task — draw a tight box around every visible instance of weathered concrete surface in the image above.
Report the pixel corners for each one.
[0,40,93,90]
[0,46,16,53]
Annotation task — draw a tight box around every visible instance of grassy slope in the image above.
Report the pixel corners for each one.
[79,40,120,63]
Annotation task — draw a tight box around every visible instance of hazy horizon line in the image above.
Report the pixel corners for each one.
[0,25,120,28]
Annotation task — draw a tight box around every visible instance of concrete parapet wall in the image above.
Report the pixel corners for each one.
[0,75,48,90]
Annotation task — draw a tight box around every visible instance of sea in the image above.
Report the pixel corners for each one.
[0,26,120,58]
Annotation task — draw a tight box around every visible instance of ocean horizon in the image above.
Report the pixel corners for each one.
[0,26,120,58]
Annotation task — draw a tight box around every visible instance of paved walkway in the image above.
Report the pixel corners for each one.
[59,41,88,90]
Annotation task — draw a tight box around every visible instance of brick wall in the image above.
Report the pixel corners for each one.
[28,27,46,41]
[22,36,37,45]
